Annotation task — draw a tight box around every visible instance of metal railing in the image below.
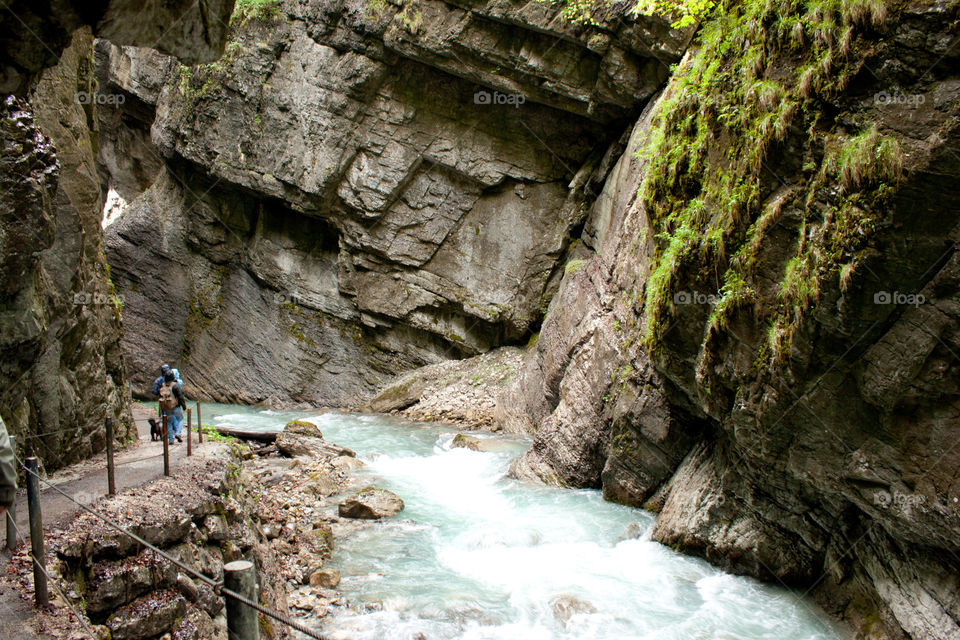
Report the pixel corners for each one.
[3,406,333,640]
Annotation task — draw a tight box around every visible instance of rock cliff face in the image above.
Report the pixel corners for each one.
[102,0,689,404]
[499,1,960,638]
[0,0,234,94]
[16,0,957,638]
[0,1,236,469]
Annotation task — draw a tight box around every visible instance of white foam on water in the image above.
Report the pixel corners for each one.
[202,405,843,640]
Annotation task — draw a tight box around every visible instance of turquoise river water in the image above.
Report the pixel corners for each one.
[206,404,843,640]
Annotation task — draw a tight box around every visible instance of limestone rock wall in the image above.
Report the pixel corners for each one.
[501,1,960,638]
[101,0,690,404]
[0,31,135,469]
[0,1,237,470]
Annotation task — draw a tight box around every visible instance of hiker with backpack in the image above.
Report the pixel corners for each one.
[151,363,183,397]
[158,371,187,444]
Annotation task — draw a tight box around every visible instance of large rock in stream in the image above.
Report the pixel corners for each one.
[338,487,405,519]
[276,420,355,459]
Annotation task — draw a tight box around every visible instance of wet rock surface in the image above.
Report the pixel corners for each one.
[309,568,341,588]
[451,433,483,451]
[276,419,356,459]
[338,487,405,519]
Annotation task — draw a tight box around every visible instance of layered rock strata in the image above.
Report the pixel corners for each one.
[101,0,690,405]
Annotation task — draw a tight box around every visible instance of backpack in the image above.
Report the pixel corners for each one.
[159,382,177,411]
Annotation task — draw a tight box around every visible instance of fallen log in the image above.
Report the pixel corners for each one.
[213,426,277,443]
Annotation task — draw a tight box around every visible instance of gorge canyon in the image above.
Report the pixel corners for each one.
[1,0,959,638]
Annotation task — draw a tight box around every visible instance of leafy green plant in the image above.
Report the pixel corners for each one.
[366,0,389,20]
[544,0,714,28]
[397,5,424,32]
[636,0,717,27]
[232,0,282,26]
[200,425,235,442]
[823,125,903,194]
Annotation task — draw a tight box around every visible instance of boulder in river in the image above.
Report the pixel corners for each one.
[277,420,356,459]
[451,433,483,451]
[451,433,503,452]
[550,594,597,626]
[309,568,341,588]
[338,487,405,519]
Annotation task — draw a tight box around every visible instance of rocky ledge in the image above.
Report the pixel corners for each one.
[365,345,523,429]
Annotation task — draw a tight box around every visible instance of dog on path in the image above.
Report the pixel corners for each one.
[148,417,162,442]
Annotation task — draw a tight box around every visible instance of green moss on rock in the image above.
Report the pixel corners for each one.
[632,0,907,381]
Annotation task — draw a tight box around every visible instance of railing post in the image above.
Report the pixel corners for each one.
[5,435,17,551]
[25,457,48,607]
[196,401,203,444]
[224,559,260,640]
[105,418,116,496]
[162,414,170,477]
[186,409,192,457]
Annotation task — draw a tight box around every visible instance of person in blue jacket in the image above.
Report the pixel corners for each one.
[151,364,183,397]
[158,371,187,444]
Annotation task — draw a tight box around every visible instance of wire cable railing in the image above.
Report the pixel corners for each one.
[20,415,162,441]
[8,452,334,640]
[4,515,99,639]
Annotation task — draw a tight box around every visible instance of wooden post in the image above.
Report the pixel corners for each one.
[186,409,192,457]
[162,414,170,477]
[105,418,116,496]
[196,401,203,444]
[25,457,48,607]
[224,560,260,640]
[5,435,17,551]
